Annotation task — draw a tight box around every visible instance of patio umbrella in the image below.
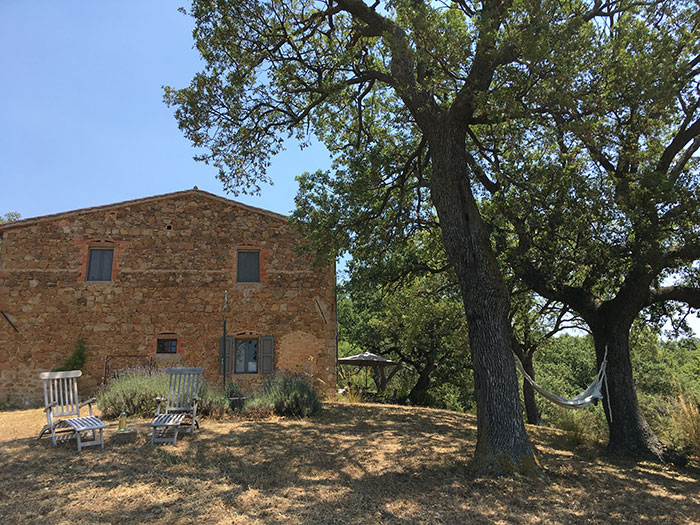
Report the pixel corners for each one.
[338,351,397,367]
[337,352,399,392]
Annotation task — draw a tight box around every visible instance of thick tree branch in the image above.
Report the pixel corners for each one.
[335,0,437,122]
[661,242,700,267]
[507,211,598,314]
[646,286,700,308]
[451,0,513,124]
[656,118,700,176]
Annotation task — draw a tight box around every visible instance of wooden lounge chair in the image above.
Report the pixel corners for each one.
[38,370,106,452]
[151,367,204,445]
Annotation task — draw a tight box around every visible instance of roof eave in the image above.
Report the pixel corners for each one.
[0,188,288,232]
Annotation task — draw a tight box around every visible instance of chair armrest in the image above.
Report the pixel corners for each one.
[79,397,96,408]
[155,396,165,415]
[43,401,57,413]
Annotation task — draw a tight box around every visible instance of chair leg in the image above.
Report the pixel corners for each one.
[76,432,82,453]
[99,429,104,449]
[173,429,179,446]
[38,425,50,440]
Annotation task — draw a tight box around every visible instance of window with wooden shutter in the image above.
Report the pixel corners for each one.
[261,336,274,374]
[219,336,233,375]
[87,248,114,281]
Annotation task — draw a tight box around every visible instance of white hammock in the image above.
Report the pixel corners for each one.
[515,347,611,417]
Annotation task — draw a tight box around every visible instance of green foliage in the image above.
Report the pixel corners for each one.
[337,263,472,407]
[0,212,20,224]
[96,369,229,419]
[527,335,598,428]
[53,338,88,372]
[550,408,607,449]
[527,333,700,456]
[199,383,231,418]
[425,382,468,413]
[485,4,700,335]
[226,381,244,398]
[97,370,168,418]
[631,332,700,399]
[244,374,321,418]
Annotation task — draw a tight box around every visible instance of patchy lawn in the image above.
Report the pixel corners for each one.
[0,402,698,524]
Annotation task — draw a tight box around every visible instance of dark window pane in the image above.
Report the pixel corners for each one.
[237,251,260,282]
[247,339,258,373]
[87,249,114,281]
[157,339,177,354]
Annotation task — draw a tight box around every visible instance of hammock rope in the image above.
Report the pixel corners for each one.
[515,346,612,421]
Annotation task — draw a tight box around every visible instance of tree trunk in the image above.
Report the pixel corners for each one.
[520,353,541,426]
[589,319,680,463]
[408,362,434,406]
[429,130,538,475]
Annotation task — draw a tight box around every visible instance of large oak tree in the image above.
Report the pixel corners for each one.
[167,0,636,473]
[480,4,700,461]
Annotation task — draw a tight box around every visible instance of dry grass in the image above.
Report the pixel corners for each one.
[1,402,698,524]
[671,393,700,456]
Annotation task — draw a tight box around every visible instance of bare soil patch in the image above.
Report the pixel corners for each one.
[1,402,698,524]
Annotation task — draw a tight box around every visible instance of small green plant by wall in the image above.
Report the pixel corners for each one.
[53,337,87,372]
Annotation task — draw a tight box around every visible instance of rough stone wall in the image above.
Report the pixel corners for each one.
[0,191,337,405]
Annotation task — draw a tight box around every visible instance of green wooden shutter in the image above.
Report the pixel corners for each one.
[219,336,233,374]
[261,336,274,374]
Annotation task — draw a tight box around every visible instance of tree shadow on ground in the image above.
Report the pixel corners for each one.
[0,403,698,524]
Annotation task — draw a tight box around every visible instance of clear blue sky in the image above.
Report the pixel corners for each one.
[0,1,331,220]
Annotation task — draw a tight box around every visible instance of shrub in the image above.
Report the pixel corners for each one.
[336,384,364,404]
[198,383,230,418]
[226,381,244,398]
[97,369,167,418]
[97,369,229,419]
[549,406,607,448]
[53,338,87,372]
[245,373,321,417]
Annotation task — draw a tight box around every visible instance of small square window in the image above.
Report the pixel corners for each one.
[237,251,260,282]
[87,248,114,281]
[157,339,177,354]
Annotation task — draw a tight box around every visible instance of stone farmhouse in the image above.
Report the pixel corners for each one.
[0,189,337,405]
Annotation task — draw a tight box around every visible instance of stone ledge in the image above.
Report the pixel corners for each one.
[111,429,137,445]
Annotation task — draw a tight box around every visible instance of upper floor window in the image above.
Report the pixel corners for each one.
[87,248,114,281]
[237,251,260,282]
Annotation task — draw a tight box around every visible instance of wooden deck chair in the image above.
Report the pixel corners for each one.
[38,370,106,452]
[151,367,204,445]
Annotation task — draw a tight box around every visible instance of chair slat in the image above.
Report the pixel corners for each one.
[59,379,65,414]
